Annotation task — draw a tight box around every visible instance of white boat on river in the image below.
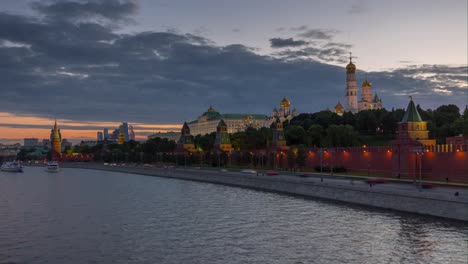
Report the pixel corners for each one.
[46,161,60,172]
[1,161,24,172]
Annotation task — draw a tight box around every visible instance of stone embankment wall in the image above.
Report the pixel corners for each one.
[63,163,468,222]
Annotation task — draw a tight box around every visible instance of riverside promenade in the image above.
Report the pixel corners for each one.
[61,163,468,221]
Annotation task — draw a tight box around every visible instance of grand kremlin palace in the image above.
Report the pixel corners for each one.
[187,97,297,136]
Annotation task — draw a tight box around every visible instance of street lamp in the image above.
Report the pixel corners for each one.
[320,148,325,182]
[411,146,424,191]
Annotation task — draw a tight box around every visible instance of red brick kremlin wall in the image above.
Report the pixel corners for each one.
[277,145,467,183]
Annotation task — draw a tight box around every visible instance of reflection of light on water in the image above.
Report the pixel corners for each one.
[0,166,466,263]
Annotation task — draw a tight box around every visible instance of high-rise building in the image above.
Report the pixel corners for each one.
[122,122,129,141]
[129,125,136,141]
[62,139,72,149]
[24,138,39,147]
[97,132,103,142]
[103,128,109,140]
[42,139,51,149]
[117,126,125,145]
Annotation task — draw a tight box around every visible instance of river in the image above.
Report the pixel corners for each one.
[0,167,466,264]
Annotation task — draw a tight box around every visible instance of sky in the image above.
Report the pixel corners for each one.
[0,0,467,144]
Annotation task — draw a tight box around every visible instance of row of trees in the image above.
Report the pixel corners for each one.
[17,104,467,164]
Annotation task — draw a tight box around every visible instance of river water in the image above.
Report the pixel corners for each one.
[0,167,466,264]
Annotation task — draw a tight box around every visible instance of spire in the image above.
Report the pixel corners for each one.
[54,119,58,131]
[401,96,423,122]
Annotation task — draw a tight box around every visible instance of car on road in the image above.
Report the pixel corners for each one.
[220,169,228,172]
[299,173,312,178]
[240,169,257,174]
[366,178,387,184]
[421,183,435,189]
[265,171,279,176]
[143,164,153,168]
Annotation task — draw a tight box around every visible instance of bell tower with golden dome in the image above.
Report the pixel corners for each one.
[345,53,358,113]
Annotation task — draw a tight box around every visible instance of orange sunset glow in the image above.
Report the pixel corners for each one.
[0,112,180,143]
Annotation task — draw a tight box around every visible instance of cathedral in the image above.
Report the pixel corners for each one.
[272,96,298,122]
[338,54,383,114]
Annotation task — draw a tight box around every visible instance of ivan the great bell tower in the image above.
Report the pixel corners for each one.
[345,53,358,113]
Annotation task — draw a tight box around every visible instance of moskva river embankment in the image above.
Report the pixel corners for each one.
[62,163,468,221]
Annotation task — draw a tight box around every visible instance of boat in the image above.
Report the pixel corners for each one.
[1,161,24,172]
[46,161,60,172]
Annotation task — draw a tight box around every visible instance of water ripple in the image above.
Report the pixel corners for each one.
[0,167,466,264]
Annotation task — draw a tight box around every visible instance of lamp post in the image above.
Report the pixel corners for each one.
[320,148,324,182]
[411,146,424,191]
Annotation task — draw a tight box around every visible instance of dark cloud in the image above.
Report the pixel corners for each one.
[31,0,138,24]
[274,42,351,64]
[289,25,308,31]
[269,38,309,48]
[297,29,338,40]
[0,1,466,126]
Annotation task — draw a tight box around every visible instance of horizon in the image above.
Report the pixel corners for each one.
[0,0,467,144]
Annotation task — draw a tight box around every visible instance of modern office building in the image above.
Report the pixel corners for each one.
[24,138,39,147]
[97,132,103,142]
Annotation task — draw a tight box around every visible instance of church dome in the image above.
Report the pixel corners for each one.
[280,96,291,108]
[346,62,356,73]
[362,80,372,87]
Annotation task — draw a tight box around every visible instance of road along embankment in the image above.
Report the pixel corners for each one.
[62,163,468,222]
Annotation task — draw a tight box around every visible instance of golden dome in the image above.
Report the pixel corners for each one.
[334,101,344,111]
[207,105,215,112]
[346,62,356,73]
[280,96,291,108]
[362,80,371,87]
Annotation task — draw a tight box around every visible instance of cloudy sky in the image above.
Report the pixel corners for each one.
[0,0,467,143]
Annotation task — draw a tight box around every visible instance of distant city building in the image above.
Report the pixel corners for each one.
[272,97,298,123]
[0,143,21,160]
[42,139,51,149]
[148,132,180,142]
[97,132,103,142]
[344,54,383,113]
[103,128,109,140]
[50,120,62,159]
[129,125,136,141]
[121,122,129,141]
[117,126,125,145]
[24,138,39,147]
[80,140,98,147]
[103,122,133,143]
[62,139,72,149]
[187,106,271,136]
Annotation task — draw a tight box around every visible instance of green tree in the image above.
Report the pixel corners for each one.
[306,125,324,147]
[285,125,306,146]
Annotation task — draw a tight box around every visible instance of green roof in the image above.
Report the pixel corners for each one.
[401,98,423,122]
[221,113,269,119]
